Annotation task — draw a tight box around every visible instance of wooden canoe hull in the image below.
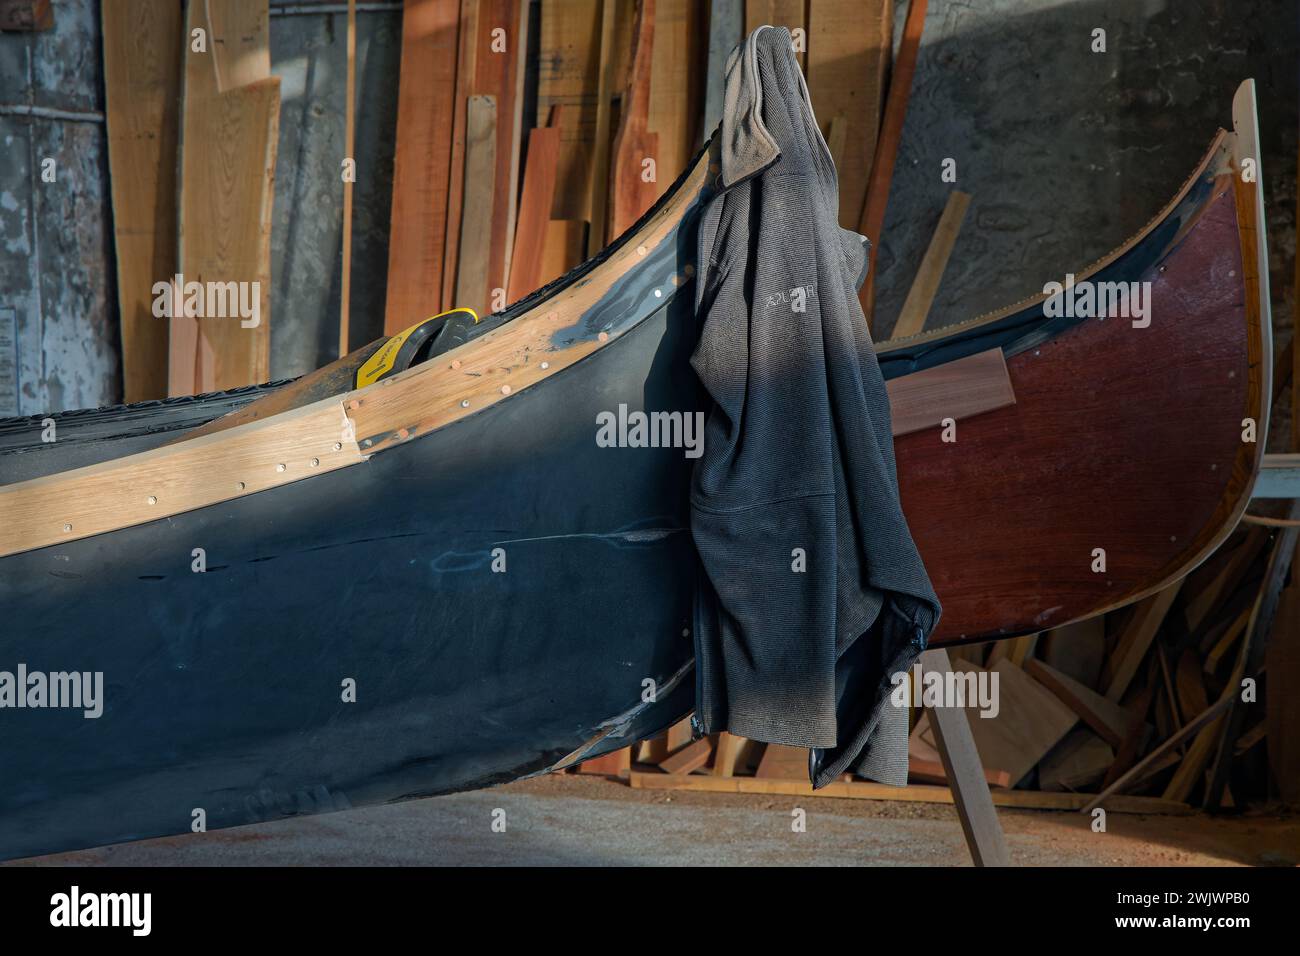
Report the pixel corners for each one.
[0,84,1268,859]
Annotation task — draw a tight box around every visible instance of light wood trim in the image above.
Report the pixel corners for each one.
[0,399,366,558]
[884,347,1014,436]
[891,190,970,340]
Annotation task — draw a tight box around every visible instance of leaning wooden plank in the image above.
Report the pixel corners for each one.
[454,96,498,316]
[891,191,971,340]
[806,0,891,231]
[702,0,743,137]
[1082,693,1233,813]
[175,0,279,394]
[1100,679,1156,790]
[471,0,526,311]
[1183,527,1266,632]
[585,0,618,257]
[629,772,1191,814]
[608,0,659,240]
[384,0,458,334]
[537,0,602,223]
[506,127,561,301]
[339,0,357,356]
[1162,708,1226,803]
[102,0,181,402]
[1102,580,1183,701]
[646,0,703,195]
[1025,657,1133,749]
[537,219,587,287]
[744,0,804,70]
[856,0,928,329]
[440,0,481,312]
[883,347,1015,437]
[659,736,713,775]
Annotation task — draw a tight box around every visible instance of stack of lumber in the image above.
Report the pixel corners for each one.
[598,522,1292,814]
[387,0,893,330]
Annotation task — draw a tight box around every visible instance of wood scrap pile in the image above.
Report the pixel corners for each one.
[588,522,1297,814]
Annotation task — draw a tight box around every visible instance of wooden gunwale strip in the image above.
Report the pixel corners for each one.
[0,147,713,559]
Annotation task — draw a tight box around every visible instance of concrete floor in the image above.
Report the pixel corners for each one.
[10,775,1299,867]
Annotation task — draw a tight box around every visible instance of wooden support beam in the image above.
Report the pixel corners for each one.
[891,191,971,340]
[921,648,1010,865]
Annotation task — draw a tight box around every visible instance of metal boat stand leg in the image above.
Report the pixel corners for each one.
[921,648,1012,866]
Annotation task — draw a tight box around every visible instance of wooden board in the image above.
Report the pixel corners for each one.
[440,0,480,313]
[891,191,971,340]
[608,0,659,240]
[646,0,702,196]
[629,772,1191,814]
[883,347,1015,437]
[1039,729,1114,792]
[1103,582,1182,701]
[174,0,279,395]
[805,0,891,230]
[102,0,181,403]
[913,659,1077,788]
[585,0,618,257]
[537,0,603,223]
[659,736,713,775]
[755,743,808,780]
[744,0,804,71]
[453,95,498,316]
[471,0,527,308]
[537,219,587,287]
[506,127,561,302]
[384,0,459,333]
[1026,657,1133,748]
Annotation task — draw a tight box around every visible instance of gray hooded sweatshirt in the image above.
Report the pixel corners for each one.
[690,26,942,788]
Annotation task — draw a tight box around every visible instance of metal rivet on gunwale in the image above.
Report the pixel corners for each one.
[276,463,286,473]
[540,361,550,370]
[147,496,158,505]
[461,399,471,408]
[501,385,512,395]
